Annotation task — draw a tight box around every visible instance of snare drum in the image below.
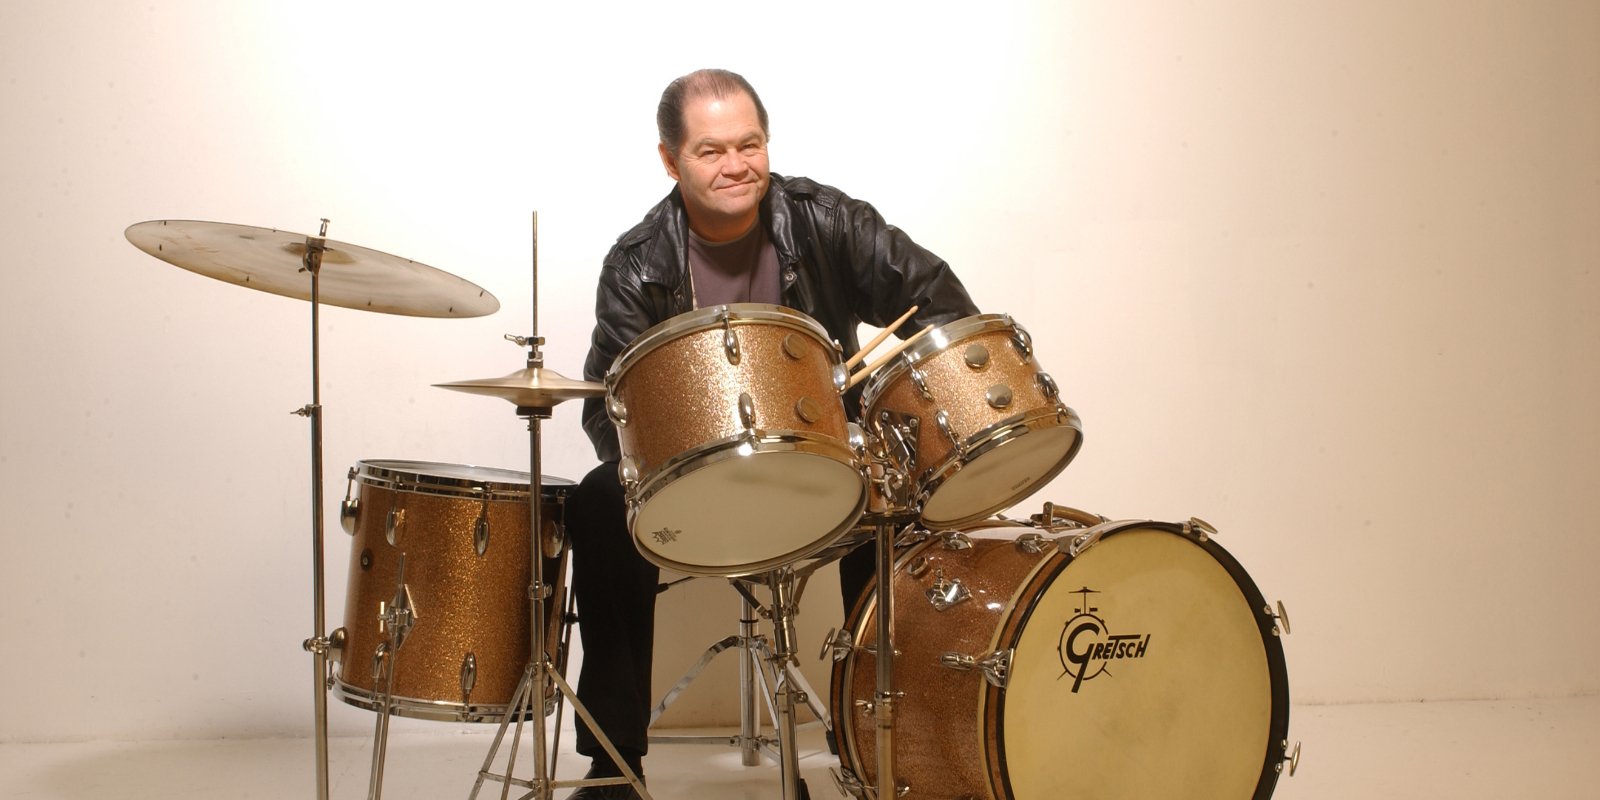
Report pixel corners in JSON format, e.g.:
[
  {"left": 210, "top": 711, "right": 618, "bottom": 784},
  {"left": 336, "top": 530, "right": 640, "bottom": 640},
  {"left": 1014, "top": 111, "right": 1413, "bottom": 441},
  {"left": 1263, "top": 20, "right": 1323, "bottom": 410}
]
[
  {"left": 605, "top": 304, "right": 866, "bottom": 576},
  {"left": 861, "top": 314, "right": 1082, "bottom": 527},
  {"left": 831, "top": 513, "right": 1291, "bottom": 800},
  {"left": 331, "top": 460, "right": 572, "bottom": 722}
]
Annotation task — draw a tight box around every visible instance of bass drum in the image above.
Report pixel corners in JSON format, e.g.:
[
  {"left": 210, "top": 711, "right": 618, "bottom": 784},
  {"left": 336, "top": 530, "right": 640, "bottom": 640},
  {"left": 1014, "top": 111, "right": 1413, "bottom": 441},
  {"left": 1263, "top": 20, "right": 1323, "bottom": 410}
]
[{"left": 831, "top": 515, "right": 1291, "bottom": 800}]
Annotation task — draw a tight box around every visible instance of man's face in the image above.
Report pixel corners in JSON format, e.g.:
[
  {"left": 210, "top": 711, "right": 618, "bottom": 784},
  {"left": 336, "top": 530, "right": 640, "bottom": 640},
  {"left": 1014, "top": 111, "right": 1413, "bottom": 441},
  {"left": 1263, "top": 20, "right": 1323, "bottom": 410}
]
[{"left": 659, "top": 91, "right": 770, "bottom": 242}]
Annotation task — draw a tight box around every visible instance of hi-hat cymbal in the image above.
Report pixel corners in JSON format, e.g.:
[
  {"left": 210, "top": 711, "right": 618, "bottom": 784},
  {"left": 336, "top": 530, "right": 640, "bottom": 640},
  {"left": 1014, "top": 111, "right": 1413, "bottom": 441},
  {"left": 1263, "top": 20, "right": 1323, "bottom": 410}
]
[
  {"left": 125, "top": 219, "right": 499, "bottom": 318},
  {"left": 435, "top": 367, "right": 605, "bottom": 407}
]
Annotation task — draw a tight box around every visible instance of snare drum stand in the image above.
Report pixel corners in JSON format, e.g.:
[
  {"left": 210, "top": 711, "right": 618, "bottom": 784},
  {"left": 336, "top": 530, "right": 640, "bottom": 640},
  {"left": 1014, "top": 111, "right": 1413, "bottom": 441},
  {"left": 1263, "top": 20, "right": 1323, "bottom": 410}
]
[{"left": 468, "top": 213, "right": 653, "bottom": 800}]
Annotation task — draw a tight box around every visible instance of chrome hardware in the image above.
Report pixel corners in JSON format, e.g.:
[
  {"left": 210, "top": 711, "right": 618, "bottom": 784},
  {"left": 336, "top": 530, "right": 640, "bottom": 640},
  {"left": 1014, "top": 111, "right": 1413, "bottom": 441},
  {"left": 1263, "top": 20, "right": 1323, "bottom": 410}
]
[
  {"left": 618, "top": 457, "right": 640, "bottom": 489},
  {"left": 473, "top": 513, "right": 490, "bottom": 557},
  {"left": 1036, "top": 371, "right": 1060, "bottom": 401},
  {"left": 939, "top": 530, "right": 974, "bottom": 550},
  {"left": 1268, "top": 600, "right": 1292, "bottom": 636},
  {"left": 907, "top": 555, "right": 930, "bottom": 578},
  {"left": 963, "top": 343, "right": 990, "bottom": 370},
  {"left": 606, "top": 393, "right": 629, "bottom": 426},
  {"left": 935, "top": 409, "right": 962, "bottom": 450},
  {"left": 339, "top": 467, "right": 359, "bottom": 535},
  {"left": 460, "top": 652, "right": 477, "bottom": 704},
  {"left": 985, "top": 383, "right": 1014, "bottom": 410},
  {"left": 831, "top": 767, "right": 867, "bottom": 800},
  {"left": 720, "top": 307, "right": 740, "bottom": 365},
  {"left": 1010, "top": 321, "right": 1034, "bottom": 362},
  {"left": 371, "top": 641, "right": 391, "bottom": 682},
  {"left": 1278, "top": 740, "right": 1302, "bottom": 776},
  {"left": 819, "top": 627, "right": 854, "bottom": 662},
  {"left": 832, "top": 362, "right": 849, "bottom": 392},
  {"left": 1035, "top": 501, "right": 1106, "bottom": 530},
  {"left": 1185, "top": 516, "right": 1217, "bottom": 542},
  {"left": 926, "top": 569, "right": 970, "bottom": 611},
  {"left": 1061, "top": 526, "right": 1109, "bottom": 557},
  {"left": 795, "top": 396, "right": 822, "bottom": 424},
  {"left": 781, "top": 332, "right": 806, "bottom": 360},
  {"left": 877, "top": 411, "right": 919, "bottom": 473},
  {"left": 339, "top": 497, "right": 360, "bottom": 536},
  {"left": 738, "top": 392, "right": 757, "bottom": 430},
  {"left": 847, "top": 422, "right": 869, "bottom": 456},
  {"left": 377, "top": 586, "right": 417, "bottom": 650},
  {"left": 1015, "top": 532, "right": 1047, "bottom": 554},
  {"left": 909, "top": 365, "right": 932, "bottom": 400},
  {"left": 940, "top": 650, "right": 1011, "bottom": 688},
  {"left": 384, "top": 507, "right": 404, "bottom": 547}
]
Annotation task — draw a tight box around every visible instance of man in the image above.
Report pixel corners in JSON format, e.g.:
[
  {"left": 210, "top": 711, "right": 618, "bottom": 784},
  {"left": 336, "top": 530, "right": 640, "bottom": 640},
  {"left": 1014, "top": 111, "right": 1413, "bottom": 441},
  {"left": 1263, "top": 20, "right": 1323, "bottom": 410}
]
[{"left": 564, "top": 68, "right": 978, "bottom": 799}]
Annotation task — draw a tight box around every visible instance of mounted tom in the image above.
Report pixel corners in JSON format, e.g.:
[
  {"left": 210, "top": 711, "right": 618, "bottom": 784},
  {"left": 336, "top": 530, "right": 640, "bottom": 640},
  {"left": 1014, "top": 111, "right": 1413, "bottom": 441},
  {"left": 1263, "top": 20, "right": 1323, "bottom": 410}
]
[
  {"left": 860, "top": 313, "right": 1082, "bottom": 526},
  {"left": 605, "top": 304, "right": 867, "bottom": 576}
]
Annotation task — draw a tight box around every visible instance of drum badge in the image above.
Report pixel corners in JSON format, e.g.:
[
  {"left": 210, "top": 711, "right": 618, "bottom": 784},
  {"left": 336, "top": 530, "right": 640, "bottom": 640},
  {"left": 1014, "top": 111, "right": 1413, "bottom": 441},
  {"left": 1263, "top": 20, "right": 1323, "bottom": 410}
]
[
  {"left": 1057, "top": 587, "right": 1151, "bottom": 693},
  {"left": 649, "top": 527, "right": 681, "bottom": 545}
]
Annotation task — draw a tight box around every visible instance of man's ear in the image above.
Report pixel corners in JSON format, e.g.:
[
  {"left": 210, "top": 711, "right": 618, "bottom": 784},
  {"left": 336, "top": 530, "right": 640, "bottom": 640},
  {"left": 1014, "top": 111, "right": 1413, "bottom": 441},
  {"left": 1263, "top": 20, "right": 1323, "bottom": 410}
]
[{"left": 658, "top": 143, "right": 681, "bottom": 182}]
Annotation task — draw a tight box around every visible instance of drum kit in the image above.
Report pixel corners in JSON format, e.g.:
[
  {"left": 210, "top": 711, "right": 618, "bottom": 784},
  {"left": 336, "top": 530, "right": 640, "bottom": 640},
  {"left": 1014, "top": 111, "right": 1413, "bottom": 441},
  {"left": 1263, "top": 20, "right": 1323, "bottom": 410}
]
[{"left": 125, "top": 215, "right": 1300, "bottom": 800}]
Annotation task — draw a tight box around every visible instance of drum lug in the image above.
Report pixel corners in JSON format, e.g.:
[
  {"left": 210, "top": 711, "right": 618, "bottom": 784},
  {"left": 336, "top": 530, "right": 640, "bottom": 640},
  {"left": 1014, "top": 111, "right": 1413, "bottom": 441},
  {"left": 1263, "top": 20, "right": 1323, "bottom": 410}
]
[
  {"left": 939, "top": 649, "right": 1011, "bottom": 688},
  {"left": 819, "top": 627, "right": 854, "bottom": 662},
  {"left": 830, "top": 767, "right": 867, "bottom": 799},
  {"left": 1183, "top": 516, "right": 1217, "bottom": 542},
  {"left": 460, "top": 652, "right": 477, "bottom": 707},
  {"left": 606, "top": 392, "right": 630, "bottom": 427},
  {"left": 473, "top": 512, "right": 490, "bottom": 557},
  {"left": 720, "top": 307, "right": 741, "bottom": 365},
  {"left": 339, "top": 467, "right": 360, "bottom": 535},
  {"left": 339, "top": 496, "right": 360, "bottom": 536},
  {"left": 832, "top": 362, "right": 849, "bottom": 393},
  {"left": 384, "top": 507, "right": 404, "bottom": 547},
  {"left": 926, "top": 569, "right": 970, "bottom": 610},
  {"left": 909, "top": 364, "right": 933, "bottom": 401},
  {"left": 618, "top": 457, "right": 641, "bottom": 491},
  {"left": 738, "top": 391, "right": 757, "bottom": 431},
  {"left": 1035, "top": 370, "right": 1060, "bottom": 402},
  {"left": 1010, "top": 320, "right": 1034, "bottom": 363},
  {"left": 1278, "top": 739, "right": 1302, "bottom": 776},
  {"left": 935, "top": 409, "right": 964, "bottom": 452},
  {"left": 938, "top": 531, "right": 974, "bottom": 550},
  {"left": 1015, "top": 532, "right": 1047, "bottom": 554},
  {"left": 1268, "top": 600, "right": 1292, "bottom": 636},
  {"left": 1060, "top": 525, "right": 1109, "bottom": 557}
]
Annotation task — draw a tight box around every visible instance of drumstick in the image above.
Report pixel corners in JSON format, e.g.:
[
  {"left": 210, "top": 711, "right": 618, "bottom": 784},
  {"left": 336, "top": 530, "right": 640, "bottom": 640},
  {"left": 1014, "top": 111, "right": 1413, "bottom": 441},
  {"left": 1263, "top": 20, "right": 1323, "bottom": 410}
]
[
  {"left": 844, "top": 324, "right": 934, "bottom": 391},
  {"left": 845, "top": 305, "right": 919, "bottom": 369}
]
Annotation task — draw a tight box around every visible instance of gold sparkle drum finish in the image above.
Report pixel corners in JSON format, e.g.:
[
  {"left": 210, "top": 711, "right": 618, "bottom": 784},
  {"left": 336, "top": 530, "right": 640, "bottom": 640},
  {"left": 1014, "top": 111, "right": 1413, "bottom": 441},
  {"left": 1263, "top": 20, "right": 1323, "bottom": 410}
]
[
  {"left": 831, "top": 516, "right": 1290, "bottom": 800},
  {"left": 331, "top": 460, "right": 572, "bottom": 722},
  {"left": 861, "top": 314, "right": 1082, "bottom": 528},
  {"left": 605, "top": 304, "right": 866, "bottom": 576}
]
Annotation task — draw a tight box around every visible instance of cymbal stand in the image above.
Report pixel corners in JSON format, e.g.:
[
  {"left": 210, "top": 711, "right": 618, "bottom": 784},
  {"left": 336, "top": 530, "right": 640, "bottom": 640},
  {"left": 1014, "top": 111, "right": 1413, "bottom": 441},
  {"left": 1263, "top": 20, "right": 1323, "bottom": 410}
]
[
  {"left": 365, "top": 555, "right": 417, "bottom": 800},
  {"left": 292, "top": 219, "right": 333, "bottom": 800},
  {"left": 469, "top": 212, "right": 653, "bottom": 800}
]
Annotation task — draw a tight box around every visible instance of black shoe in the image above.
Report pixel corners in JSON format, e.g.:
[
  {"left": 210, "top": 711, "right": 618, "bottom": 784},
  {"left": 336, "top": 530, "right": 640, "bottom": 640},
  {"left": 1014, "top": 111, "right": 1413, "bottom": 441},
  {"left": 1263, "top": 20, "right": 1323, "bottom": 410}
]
[{"left": 566, "top": 777, "right": 645, "bottom": 800}]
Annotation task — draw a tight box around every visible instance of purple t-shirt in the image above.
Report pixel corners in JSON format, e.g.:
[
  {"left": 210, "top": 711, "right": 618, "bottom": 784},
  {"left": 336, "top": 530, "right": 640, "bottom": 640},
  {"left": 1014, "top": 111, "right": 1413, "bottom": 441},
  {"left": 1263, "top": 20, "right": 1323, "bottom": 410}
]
[{"left": 687, "top": 223, "right": 781, "bottom": 308}]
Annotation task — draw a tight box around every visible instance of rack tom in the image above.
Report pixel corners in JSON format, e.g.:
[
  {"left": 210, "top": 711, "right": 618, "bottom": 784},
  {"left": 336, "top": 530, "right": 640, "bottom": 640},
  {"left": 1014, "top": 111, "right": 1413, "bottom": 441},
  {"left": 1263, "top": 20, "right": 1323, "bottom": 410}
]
[
  {"left": 605, "top": 304, "right": 866, "bottom": 576},
  {"left": 861, "top": 314, "right": 1081, "bottom": 526}
]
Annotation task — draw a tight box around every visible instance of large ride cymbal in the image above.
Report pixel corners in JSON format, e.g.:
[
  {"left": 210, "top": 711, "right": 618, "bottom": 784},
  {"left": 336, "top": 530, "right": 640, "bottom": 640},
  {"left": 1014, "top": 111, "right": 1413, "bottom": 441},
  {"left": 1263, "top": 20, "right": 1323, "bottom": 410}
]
[
  {"left": 434, "top": 367, "right": 605, "bottom": 408},
  {"left": 125, "top": 219, "right": 499, "bottom": 318}
]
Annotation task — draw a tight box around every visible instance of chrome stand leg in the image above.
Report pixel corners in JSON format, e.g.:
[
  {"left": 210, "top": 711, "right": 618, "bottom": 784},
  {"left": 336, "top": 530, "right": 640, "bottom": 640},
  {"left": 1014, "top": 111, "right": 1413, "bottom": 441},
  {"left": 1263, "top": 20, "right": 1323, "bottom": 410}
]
[
  {"left": 738, "top": 594, "right": 762, "bottom": 767},
  {"left": 873, "top": 522, "right": 898, "bottom": 800},
  {"left": 766, "top": 569, "right": 805, "bottom": 800}
]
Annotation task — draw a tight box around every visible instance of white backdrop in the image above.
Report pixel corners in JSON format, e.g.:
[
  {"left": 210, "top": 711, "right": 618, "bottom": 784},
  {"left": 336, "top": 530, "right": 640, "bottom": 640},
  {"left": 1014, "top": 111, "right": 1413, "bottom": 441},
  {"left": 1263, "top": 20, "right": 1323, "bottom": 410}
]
[{"left": 1, "top": 0, "right": 1596, "bottom": 742}]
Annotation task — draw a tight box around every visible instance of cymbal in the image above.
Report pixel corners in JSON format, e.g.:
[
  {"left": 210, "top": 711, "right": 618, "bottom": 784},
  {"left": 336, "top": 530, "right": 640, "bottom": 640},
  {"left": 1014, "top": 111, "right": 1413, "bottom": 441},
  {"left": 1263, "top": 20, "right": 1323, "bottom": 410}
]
[
  {"left": 125, "top": 219, "right": 499, "bottom": 318},
  {"left": 434, "top": 367, "right": 605, "bottom": 407}
]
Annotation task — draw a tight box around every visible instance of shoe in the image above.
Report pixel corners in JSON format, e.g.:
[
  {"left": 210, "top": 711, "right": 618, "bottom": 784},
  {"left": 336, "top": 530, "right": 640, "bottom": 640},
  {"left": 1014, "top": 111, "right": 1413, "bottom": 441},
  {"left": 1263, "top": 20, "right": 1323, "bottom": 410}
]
[{"left": 566, "top": 777, "right": 646, "bottom": 800}]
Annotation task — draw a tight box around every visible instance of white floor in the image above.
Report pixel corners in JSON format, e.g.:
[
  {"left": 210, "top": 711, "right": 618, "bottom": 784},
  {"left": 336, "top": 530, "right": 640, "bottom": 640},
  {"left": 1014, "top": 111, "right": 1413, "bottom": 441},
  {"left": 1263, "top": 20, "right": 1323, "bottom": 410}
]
[{"left": 2, "top": 695, "right": 1596, "bottom": 799}]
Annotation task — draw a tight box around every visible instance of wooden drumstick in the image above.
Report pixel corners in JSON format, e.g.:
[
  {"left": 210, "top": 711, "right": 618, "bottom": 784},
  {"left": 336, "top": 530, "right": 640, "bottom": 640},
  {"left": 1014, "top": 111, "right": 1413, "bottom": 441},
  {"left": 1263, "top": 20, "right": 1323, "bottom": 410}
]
[
  {"left": 845, "top": 305, "right": 920, "bottom": 369},
  {"left": 844, "top": 324, "right": 934, "bottom": 391}
]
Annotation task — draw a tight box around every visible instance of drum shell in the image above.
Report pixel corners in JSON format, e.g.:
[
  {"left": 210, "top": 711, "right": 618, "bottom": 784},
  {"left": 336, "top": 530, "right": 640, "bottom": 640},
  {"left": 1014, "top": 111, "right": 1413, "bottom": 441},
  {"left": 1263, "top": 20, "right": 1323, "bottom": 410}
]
[
  {"left": 606, "top": 304, "right": 866, "bottom": 575},
  {"left": 861, "top": 314, "right": 1081, "bottom": 526},
  {"left": 333, "top": 460, "right": 572, "bottom": 722},
  {"left": 607, "top": 304, "right": 850, "bottom": 486}
]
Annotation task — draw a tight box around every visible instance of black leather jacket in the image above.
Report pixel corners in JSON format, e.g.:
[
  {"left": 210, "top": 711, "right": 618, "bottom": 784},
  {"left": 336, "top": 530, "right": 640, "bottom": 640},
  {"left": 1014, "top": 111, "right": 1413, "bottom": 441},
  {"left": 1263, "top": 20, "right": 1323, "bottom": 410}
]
[{"left": 581, "top": 174, "right": 979, "bottom": 462}]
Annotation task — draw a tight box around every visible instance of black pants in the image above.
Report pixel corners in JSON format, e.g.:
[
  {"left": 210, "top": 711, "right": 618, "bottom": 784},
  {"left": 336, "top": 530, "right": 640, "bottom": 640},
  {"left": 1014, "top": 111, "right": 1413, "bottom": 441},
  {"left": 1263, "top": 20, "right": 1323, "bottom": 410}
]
[{"left": 565, "top": 461, "right": 875, "bottom": 768}]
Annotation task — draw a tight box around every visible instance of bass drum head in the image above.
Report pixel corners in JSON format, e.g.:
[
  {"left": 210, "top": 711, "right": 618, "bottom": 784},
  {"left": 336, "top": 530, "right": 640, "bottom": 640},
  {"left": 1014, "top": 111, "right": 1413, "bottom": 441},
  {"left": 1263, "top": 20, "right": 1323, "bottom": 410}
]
[
  {"left": 921, "top": 422, "right": 1081, "bottom": 527},
  {"left": 631, "top": 449, "right": 865, "bottom": 576},
  {"left": 996, "top": 525, "right": 1288, "bottom": 799}
]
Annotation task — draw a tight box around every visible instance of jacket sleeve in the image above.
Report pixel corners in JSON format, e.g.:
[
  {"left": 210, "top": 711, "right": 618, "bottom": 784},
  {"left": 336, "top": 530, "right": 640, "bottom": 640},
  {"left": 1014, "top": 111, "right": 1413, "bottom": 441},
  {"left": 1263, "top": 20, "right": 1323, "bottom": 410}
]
[
  {"left": 833, "top": 191, "right": 980, "bottom": 333},
  {"left": 580, "top": 251, "right": 654, "bottom": 464}
]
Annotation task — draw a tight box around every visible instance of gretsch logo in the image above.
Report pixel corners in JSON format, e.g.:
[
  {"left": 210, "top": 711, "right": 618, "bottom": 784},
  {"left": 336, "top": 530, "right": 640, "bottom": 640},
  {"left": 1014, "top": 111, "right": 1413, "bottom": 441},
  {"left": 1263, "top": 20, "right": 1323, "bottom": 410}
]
[{"left": 1057, "top": 587, "right": 1151, "bottom": 693}]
